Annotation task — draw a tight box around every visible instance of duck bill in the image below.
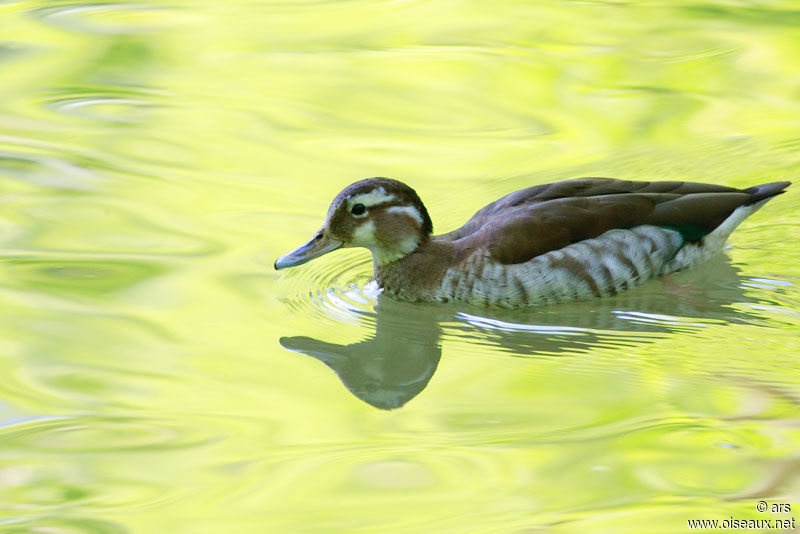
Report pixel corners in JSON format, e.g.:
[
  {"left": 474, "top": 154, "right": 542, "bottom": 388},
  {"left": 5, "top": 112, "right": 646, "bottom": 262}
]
[{"left": 274, "top": 232, "right": 343, "bottom": 270}]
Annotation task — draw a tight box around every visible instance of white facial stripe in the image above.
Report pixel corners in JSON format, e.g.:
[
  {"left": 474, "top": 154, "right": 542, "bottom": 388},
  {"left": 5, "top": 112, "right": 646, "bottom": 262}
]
[
  {"left": 348, "top": 187, "right": 397, "bottom": 209},
  {"left": 385, "top": 205, "right": 423, "bottom": 226},
  {"left": 351, "top": 219, "right": 377, "bottom": 245}
]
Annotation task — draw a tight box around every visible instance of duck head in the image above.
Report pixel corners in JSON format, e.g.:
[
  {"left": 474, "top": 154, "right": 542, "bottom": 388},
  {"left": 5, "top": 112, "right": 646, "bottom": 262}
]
[{"left": 274, "top": 178, "right": 433, "bottom": 271}]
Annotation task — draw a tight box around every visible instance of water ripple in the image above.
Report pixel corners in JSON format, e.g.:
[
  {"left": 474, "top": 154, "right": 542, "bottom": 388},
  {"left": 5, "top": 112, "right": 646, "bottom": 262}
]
[
  {"left": 456, "top": 313, "right": 591, "bottom": 336},
  {"left": 2, "top": 1, "right": 797, "bottom": 529},
  {"left": 0, "top": 257, "right": 167, "bottom": 300},
  {"left": 31, "top": 3, "right": 172, "bottom": 35},
  {"left": 1, "top": 517, "right": 129, "bottom": 534},
  {"left": 0, "top": 150, "right": 101, "bottom": 191},
  {"left": 0, "top": 414, "right": 216, "bottom": 453},
  {"left": 46, "top": 96, "right": 153, "bottom": 123},
  {"left": 277, "top": 250, "right": 377, "bottom": 326}
]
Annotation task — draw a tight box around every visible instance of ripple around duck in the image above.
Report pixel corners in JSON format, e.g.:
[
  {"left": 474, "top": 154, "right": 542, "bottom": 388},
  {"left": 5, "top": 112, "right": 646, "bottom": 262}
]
[
  {"left": 439, "top": 257, "right": 775, "bottom": 358},
  {"left": 277, "top": 251, "right": 377, "bottom": 327},
  {"left": 445, "top": 313, "right": 635, "bottom": 359},
  {"left": 274, "top": 251, "right": 774, "bottom": 361},
  {"left": 456, "top": 313, "right": 591, "bottom": 336}
]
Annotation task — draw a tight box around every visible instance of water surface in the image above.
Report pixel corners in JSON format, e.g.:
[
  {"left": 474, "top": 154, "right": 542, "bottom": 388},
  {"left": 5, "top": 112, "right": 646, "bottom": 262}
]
[{"left": 1, "top": 1, "right": 799, "bottom": 532}]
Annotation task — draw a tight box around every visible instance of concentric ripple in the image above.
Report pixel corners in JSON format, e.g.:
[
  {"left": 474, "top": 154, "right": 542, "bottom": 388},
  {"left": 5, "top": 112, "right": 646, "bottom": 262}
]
[{"left": 277, "top": 250, "right": 378, "bottom": 326}]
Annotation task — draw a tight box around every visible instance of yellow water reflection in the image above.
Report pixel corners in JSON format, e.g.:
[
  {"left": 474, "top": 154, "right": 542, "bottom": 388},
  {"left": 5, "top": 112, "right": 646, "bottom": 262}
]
[
  {"left": 1, "top": 0, "right": 799, "bottom": 532},
  {"left": 281, "top": 256, "right": 774, "bottom": 410}
]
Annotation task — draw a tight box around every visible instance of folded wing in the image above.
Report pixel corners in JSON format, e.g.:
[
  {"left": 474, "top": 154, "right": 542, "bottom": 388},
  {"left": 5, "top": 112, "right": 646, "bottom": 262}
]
[{"left": 444, "top": 178, "right": 788, "bottom": 265}]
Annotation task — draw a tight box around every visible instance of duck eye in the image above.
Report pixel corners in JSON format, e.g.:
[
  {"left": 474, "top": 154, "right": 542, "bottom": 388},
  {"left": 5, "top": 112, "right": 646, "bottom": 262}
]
[{"left": 351, "top": 203, "right": 366, "bottom": 216}]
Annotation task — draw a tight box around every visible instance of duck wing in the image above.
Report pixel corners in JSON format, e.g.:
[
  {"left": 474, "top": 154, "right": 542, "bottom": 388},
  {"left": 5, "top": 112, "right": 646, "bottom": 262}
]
[{"left": 443, "top": 178, "right": 787, "bottom": 265}]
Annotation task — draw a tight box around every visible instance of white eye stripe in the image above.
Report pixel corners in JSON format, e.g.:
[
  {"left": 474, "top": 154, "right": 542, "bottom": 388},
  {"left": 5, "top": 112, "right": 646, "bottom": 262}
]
[
  {"left": 386, "top": 205, "right": 423, "bottom": 226},
  {"left": 348, "top": 187, "right": 397, "bottom": 209}
]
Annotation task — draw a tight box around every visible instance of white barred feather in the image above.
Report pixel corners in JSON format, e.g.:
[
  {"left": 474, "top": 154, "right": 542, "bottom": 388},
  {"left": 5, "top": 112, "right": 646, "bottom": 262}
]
[{"left": 435, "top": 198, "right": 770, "bottom": 308}]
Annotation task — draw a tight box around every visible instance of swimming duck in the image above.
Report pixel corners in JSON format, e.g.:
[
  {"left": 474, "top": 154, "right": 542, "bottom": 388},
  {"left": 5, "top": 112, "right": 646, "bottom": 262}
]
[{"left": 275, "top": 177, "right": 789, "bottom": 308}]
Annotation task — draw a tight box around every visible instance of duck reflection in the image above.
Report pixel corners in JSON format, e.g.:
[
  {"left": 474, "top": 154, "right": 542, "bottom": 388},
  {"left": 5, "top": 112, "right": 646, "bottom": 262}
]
[
  {"left": 281, "top": 298, "right": 442, "bottom": 410},
  {"left": 281, "top": 255, "right": 767, "bottom": 410}
]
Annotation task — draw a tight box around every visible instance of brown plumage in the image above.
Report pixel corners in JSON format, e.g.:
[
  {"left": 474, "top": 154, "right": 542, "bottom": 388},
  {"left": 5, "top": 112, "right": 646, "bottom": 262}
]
[
  {"left": 275, "top": 177, "right": 790, "bottom": 307},
  {"left": 441, "top": 178, "right": 787, "bottom": 265}
]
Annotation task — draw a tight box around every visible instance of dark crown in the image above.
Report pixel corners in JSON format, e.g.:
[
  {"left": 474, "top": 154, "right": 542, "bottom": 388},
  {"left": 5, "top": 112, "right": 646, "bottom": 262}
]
[{"left": 336, "top": 177, "right": 433, "bottom": 235}]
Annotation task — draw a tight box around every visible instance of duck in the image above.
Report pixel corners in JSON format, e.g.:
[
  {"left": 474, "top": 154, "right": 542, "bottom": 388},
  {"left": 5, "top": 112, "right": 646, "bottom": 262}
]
[{"left": 275, "top": 177, "right": 789, "bottom": 308}]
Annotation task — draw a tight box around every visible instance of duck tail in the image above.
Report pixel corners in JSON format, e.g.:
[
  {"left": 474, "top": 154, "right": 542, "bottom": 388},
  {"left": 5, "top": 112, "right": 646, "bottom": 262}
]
[
  {"left": 703, "top": 180, "right": 790, "bottom": 247},
  {"left": 667, "top": 180, "right": 789, "bottom": 270},
  {"left": 742, "top": 181, "right": 791, "bottom": 204}
]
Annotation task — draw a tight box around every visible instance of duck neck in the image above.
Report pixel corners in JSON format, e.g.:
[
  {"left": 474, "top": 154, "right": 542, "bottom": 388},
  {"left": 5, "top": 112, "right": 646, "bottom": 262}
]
[{"left": 371, "top": 234, "right": 426, "bottom": 278}]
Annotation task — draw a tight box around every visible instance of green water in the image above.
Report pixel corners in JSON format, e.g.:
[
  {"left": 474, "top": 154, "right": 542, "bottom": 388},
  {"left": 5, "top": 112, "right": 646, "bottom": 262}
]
[{"left": 2, "top": 1, "right": 800, "bottom": 532}]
